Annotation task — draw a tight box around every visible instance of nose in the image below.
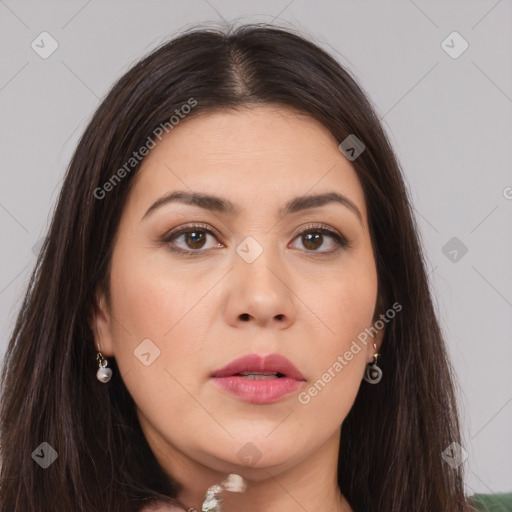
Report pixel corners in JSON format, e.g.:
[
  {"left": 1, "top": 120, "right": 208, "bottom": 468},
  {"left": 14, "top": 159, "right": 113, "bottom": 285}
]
[{"left": 223, "top": 244, "right": 297, "bottom": 330}]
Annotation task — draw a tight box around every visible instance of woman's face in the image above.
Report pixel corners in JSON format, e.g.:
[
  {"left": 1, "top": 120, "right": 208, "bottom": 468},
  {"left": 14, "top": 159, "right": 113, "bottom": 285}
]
[{"left": 93, "top": 105, "right": 384, "bottom": 485}]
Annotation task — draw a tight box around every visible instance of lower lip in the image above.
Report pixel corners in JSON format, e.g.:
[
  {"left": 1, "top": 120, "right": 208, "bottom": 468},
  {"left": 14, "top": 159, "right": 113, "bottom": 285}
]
[{"left": 210, "top": 376, "right": 304, "bottom": 404}]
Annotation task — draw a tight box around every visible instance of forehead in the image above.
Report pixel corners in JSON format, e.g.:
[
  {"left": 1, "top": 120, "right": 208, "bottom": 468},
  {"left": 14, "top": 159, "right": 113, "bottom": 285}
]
[
  {"left": 151, "top": 105, "right": 342, "bottom": 162},
  {"left": 127, "top": 105, "right": 368, "bottom": 224}
]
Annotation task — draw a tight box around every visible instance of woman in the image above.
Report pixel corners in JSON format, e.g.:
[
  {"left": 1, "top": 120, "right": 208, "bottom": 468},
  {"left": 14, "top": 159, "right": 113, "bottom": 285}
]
[{"left": 0, "top": 23, "right": 485, "bottom": 511}]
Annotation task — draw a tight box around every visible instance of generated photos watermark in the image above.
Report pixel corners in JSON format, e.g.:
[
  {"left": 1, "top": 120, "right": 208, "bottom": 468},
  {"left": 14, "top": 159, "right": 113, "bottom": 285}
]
[
  {"left": 94, "top": 97, "right": 197, "bottom": 200},
  {"left": 298, "top": 301, "right": 402, "bottom": 405}
]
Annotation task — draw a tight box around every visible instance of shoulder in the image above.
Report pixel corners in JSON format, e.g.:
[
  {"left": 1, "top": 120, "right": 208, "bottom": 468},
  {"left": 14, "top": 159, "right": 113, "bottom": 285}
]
[{"left": 468, "top": 492, "right": 512, "bottom": 511}]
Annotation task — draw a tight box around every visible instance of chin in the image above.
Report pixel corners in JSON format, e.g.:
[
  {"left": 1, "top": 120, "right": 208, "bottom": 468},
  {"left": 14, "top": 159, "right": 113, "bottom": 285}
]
[{"left": 200, "top": 437, "right": 304, "bottom": 476}]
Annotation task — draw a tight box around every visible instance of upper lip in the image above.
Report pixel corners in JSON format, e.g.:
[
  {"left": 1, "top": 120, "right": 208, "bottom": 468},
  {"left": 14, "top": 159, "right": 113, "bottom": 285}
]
[{"left": 211, "top": 353, "right": 305, "bottom": 381}]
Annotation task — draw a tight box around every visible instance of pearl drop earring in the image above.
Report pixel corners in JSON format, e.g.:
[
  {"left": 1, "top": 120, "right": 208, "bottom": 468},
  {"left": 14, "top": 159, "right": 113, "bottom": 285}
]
[{"left": 96, "top": 351, "right": 112, "bottom": 383}]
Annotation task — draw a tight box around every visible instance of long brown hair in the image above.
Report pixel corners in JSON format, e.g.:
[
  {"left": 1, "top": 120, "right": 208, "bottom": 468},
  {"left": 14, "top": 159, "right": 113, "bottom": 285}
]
[{"left": 0, "top": 23, "right": 472, "bottom": 511}]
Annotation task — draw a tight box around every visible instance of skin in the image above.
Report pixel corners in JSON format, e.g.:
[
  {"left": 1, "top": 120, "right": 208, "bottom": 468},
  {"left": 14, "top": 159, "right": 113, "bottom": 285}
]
[{"left": 92, "top": 105, "right": 385, "bottom": 512}]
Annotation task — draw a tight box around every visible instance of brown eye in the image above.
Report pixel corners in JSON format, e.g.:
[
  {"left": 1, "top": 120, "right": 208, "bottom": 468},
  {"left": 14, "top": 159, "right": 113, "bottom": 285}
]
[
  {"left": 161, "top": 224, "right": 223, "bottom": 254},
  {"left": 302, "top": 232, "right": 323, "bottom": 251},
  {"left": 291, "top": 225, "right": 349, "bottom": 254},
  {"left": 182, "top": 230, "right": 207, "bottom": 250}
]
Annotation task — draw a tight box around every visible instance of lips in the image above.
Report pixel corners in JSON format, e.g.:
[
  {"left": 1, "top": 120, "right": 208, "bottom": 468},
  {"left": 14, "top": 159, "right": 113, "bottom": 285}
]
[
  {"left": 210, "top": 353, "right": 306, "bottom": 405},
  {"left": 211, "top": 353, "right": 305, "bottom": 381}
]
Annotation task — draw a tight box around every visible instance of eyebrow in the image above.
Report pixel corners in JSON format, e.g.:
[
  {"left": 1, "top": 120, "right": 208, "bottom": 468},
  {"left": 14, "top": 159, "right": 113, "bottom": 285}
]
[{"left": 141, "top": 190, "right": 363, "bottom": 225}]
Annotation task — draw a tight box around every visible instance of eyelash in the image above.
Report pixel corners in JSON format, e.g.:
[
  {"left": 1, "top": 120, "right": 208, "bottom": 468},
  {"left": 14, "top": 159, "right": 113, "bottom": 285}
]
[{"left": 160, "top": 222, "right": 350, "bottom": 256}]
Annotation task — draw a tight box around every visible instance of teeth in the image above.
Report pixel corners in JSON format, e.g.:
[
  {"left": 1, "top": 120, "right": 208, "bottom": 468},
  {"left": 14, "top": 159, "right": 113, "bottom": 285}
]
[
  {"left": 241, "top": 374, "right": 277, "bottom": 380},
  {"left": 238, "top": 371, "right": 281, "bottom": 379},
  {"left": 239, "top": 371, "right": 276, "bottom": 375}
]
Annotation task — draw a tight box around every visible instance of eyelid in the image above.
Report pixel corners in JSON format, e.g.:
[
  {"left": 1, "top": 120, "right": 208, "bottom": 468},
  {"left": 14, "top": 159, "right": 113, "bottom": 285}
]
[
  {"left": 293, "top": 222, "right": 345, "bottom": 239},
  {"left": 161, "top": 222, "right": 223, "bottom": 242}
]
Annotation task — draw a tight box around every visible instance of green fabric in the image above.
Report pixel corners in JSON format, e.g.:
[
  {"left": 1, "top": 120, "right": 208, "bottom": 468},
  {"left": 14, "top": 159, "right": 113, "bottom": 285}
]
[{"left": 470, "top": 493, "right": 512, "bottom": 511}]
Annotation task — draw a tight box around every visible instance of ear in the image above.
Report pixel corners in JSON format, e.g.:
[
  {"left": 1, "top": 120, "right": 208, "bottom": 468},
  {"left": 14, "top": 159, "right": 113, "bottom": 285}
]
[{"left": 89, "top": 288, "right": 115, "bottom": 357}]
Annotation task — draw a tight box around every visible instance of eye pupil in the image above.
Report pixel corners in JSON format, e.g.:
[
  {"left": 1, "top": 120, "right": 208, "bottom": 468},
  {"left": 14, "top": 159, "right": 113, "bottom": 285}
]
[
  {"left": 186, "top": 231, "right": 206, "bottom": 249},
  {"left": 303, "top": 232, "right": 322, "bottom": 250}
]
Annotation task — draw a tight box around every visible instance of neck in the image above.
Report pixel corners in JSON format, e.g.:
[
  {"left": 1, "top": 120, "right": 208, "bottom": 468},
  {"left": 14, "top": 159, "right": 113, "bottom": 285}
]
[{"left": 139, "top": 413, "right": 352, "bottom": 512}]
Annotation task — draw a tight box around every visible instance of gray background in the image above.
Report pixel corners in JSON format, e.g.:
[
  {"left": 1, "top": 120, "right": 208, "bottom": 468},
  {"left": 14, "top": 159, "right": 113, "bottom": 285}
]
[{"left": 1, "top": 0, "right": 511, "bottom": 496}]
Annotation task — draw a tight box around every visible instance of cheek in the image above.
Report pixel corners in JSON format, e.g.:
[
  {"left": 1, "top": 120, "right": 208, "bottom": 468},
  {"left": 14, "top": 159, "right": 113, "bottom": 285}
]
[
  {"left": 295, "top": 254, "right": 377, "bottom": 410},
  {"left": 294, "top": 283, "right": 375, "bottom": 427},
  {"left": 106, "top": 247, "right": 212, "bottom": 405},
  {"left": 106, "top": 253, "right": 209, "bottom": 439},
  {"left": 108, "top": 241, "right": 214, "bottom": 345},
  {"left": 306, "top": 250, "right": 378, "bottom": 343}
]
